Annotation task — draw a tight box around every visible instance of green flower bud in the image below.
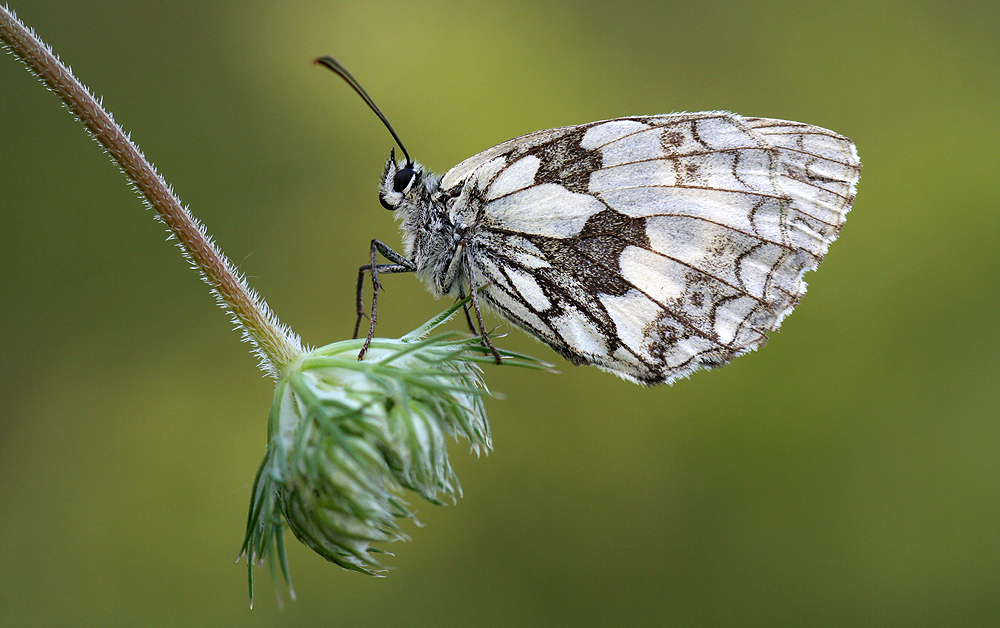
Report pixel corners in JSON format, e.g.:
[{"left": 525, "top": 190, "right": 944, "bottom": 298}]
[{"left": 240, "top": 302, "right": 550, "bottom": 605}]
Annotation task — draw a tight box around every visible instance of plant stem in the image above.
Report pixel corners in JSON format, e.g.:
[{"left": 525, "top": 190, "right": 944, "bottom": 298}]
[{"left": 0, "top": 5, "right": 303, "bottom": 377}]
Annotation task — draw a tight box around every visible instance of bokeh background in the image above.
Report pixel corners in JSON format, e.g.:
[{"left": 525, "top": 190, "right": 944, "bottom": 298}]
[{"left": 2, "top": 0, "right": 999, "bottom": 626}]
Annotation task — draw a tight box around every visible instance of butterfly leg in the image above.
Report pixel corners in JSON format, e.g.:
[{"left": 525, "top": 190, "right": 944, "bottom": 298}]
[
  {"left": 355, "top": 239, "right": 415, "bottom": 359},
  {"left": 455, "top": 285, "right": 478, "bottom": 335},
  {"left": 462, "top": 245, "right": 502, "bottom": 365}
]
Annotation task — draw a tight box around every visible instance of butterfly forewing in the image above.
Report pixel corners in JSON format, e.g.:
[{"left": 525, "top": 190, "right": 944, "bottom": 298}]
[{"left": 435, "top": 112, "right": 859, "bottom": 384}]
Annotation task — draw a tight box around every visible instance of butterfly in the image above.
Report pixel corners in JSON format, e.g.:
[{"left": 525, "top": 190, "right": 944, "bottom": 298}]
[{"left": 317, "top": 57, "right": 860, "bottom": 385}]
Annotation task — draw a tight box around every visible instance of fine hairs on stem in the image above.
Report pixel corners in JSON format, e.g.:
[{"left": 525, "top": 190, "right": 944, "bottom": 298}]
[{"left": 0, "top": 5, "right": 303, "bottom": 377}]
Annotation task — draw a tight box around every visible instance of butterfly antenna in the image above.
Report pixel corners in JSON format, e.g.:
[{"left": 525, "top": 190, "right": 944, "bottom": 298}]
[{"left": 314, "top": 55, "right": 412, "bottom": 165}]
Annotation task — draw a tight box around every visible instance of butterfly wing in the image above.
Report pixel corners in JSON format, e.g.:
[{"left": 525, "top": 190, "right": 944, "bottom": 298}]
[{"left": 441, "top": 112, "right": 860, "bottom": 384}]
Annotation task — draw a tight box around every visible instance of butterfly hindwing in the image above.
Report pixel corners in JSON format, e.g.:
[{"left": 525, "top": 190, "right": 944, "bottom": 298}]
[{"left": 435, "top": 112, "right": 859, "bottom": 384}]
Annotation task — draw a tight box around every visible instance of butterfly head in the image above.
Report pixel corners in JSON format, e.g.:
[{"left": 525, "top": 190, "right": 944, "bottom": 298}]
[{"left": 379, "top": 148, "right": 424, "bottom": 210}]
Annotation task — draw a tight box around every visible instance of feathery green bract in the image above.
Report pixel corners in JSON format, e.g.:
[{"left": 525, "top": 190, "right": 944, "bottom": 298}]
[{"left": 239, "top": 300, "right": 551, "bottom": 605}]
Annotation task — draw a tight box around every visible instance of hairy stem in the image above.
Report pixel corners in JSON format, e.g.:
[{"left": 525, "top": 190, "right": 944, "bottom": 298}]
[{"left": 0, "top": 6, "right": 303, "bottom": 376}]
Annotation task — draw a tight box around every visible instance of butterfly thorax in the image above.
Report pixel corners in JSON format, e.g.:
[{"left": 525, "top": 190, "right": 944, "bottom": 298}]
[{"left": 384, "top": 162, "right": 470, "bottom": 298}]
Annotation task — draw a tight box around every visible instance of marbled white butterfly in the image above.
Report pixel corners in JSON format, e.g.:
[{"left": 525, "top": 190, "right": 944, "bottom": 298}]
[{"left": 318, "top": 57, "right": 860, "bottom": 385}]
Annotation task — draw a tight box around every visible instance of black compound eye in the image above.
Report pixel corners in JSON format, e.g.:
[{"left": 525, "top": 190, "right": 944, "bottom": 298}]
[{"left": 393, "top": 167, "right": 416, "bottom": 193}]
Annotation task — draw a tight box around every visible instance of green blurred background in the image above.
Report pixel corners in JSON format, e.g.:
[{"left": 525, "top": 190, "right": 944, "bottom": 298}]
[{"left": 2, "top": 0, "right": 998, "bottom": 625}]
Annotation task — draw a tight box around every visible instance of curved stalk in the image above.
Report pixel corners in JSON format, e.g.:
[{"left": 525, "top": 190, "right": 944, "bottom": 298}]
[{"left": 0, "top": 5, "right": 303, "bottom": 376}]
